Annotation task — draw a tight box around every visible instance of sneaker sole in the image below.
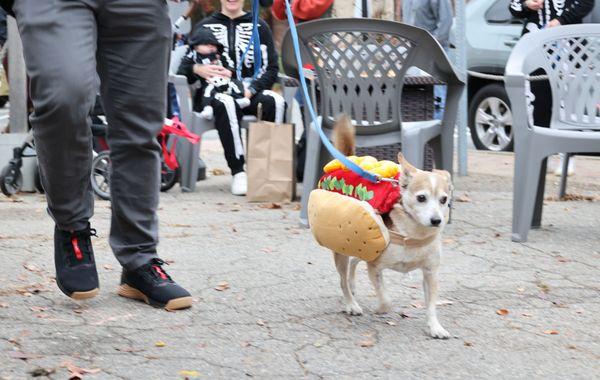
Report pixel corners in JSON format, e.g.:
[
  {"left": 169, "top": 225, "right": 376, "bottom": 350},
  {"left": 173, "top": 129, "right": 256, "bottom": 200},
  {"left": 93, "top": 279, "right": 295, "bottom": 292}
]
[
  {"left": 118, "top": 284, "right": 192, "bottom": 311},
  {"left": 56, "top": 281, "right": 99, "bottom": 300}
]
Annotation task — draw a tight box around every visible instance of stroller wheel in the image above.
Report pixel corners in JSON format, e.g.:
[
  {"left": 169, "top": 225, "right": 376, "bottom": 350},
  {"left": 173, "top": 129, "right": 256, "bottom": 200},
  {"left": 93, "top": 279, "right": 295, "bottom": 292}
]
[
  {"left": 0, "top": 164, "right": 23, "bottom": 196},
  {"left": 160, "top": 160, "right": 179, "bottom": 192},
  {"left": 91, "top": 151, "right": 111, "bottom": 201}
]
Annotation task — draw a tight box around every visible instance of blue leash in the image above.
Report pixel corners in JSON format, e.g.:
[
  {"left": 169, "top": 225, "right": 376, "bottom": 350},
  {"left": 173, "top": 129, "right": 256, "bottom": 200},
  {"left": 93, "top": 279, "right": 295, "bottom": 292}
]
[
  {"left": 238, "top": 0, "right": 263, "bottom": 80},
  {"left": 243, "top": 0, "right": 381, "bottom": 183}
]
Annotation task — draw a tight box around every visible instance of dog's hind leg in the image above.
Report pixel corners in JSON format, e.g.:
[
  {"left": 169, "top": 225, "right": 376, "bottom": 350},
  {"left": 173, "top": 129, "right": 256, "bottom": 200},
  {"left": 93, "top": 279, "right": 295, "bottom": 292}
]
[
  {"left": 422, "top": 266, "right": 450, "bottom": 339},
  {"left": 334, "top": 253, "right": 363, "bottom": 316},
  {"left": 348, "top": 258, "right": 361, "bottom": 296},
  {"left": 367, "top": 264, "right": 392, "bottom": 314}
]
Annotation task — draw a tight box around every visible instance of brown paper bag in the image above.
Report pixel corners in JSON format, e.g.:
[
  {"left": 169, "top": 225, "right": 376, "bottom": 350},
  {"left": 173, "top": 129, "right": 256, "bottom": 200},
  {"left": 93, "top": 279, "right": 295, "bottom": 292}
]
[{"left": 247, "top": 119, "right": 296, "bottom": 202}]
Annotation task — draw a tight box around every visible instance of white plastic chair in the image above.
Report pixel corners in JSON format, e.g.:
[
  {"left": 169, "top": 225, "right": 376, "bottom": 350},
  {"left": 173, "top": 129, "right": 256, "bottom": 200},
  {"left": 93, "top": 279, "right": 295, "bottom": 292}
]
[{"left": 505, "top": 25, "right": 600, "bottom": 242}]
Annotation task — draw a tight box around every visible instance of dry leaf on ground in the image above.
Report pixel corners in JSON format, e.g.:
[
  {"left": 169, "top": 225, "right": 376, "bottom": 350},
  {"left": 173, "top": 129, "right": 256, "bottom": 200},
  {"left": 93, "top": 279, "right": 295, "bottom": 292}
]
[
  {"left": 9, "top": 351, "right": 43, "bottom": 360},
  {"left": 256, "top": 319, "right": 266, "bottom": 326},
  {"left": 0, "top": 302, "right": 8, "bottom": 308},
  {"left": 496, "top": 309, "right": 509, "bottom": 316},
  {"left": 360, "top": 339, "right": 375, "bottom": 348},
  {"left": 178, "top": 370, "right": 200, "bottom": 378},
  {"left": 23, "top": 263, "right": 43, "bottom": 273},
  {"left": 214, "top": 282, "right": 230, "bottom": 291},
  {"left": 410, "top": 301, "right": 424, "bottom": 309},
  {"left": 29, "top": 367, "right": 56, "bottom": 377},
  {"left": 455, "top": 194, "right": 471, "bottom": 203},
  {"left": 210, "top": 168, "right": 226, "bottom": 176},
  {"left": 260, "top": 203, "right": 282, "bottom": 209},
  {"left": 543, "top": 330, "right": 559, "bottom": 335},
  {"left": 62, "top": 360, "right": 101, "bottom": 379},
  {"left": 103, "top": 264, "right": 113, "bottom": 271},
  {"left": 155, "top": 341, "right": 166, "bottom": 347}
]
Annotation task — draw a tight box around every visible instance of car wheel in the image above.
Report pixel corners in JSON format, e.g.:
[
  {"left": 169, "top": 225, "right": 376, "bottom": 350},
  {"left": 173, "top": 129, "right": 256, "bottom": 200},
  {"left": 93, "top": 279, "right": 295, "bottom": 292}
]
[{"left": 469, "top": 84, "right": 514, "bottom": 151}]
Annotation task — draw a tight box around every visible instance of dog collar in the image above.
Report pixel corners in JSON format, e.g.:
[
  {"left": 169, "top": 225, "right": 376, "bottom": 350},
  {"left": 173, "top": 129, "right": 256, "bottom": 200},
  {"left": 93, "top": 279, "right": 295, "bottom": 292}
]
[{"left": 388, "top": 229, "right": 438, "bottom": 248}]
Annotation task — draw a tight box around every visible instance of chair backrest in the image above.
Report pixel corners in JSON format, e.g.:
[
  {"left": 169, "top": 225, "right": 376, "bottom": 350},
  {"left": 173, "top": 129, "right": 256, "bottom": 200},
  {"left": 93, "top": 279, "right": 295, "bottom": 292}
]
[
  {"left": 282, "top": 18, "right": 461, "bottom": 135},
  {"left": 506, "top": 25, "right": 600, "bottom": 130}
]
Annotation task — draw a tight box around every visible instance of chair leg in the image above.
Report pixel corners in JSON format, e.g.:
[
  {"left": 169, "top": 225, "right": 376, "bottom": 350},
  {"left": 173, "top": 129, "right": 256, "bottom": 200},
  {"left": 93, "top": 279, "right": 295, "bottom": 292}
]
[
  {"left": 558, "top": 154, "right": 570, "bottom": 198},
  {"left": 531, "top": 158, "right": 547, "bottom": 229},
  {"left": 512, "top": 149, "right": 544, "bottom": 242},
  {"left": 401, "top": 134, "right": 425, "bottom": 169},
  {"left": 429, "top": 136, "right": 443, "bottom": 170},
  {"left": 299, "top": 122, "right": 323, "bottom": 227},
  {"left": 440, "top": 122, "right": 454, "bottom": 174}
]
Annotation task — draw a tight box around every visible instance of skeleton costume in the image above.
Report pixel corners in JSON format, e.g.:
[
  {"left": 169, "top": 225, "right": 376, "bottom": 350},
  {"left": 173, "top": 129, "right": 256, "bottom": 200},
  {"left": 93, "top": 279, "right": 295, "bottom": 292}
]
[
  {"left": 509, "top": 0, "right": 594, "bottom": 35},
  {"left": 179, "top": 13, "right": 284, "bottom": 176}
]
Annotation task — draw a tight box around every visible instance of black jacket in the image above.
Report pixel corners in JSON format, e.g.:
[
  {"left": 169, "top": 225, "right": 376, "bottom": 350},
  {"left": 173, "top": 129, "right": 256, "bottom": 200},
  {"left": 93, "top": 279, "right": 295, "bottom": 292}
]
[
  {"left": 509, "top": 0, "right": 595, "bottom": 34},
  {"left": 189, "top": 12, "right": 279, "bottom": 95},
  {"left": 0, "top": 0, "right": 12, "bottom": 16},
  {"left": 177, "top": 27, "right": 231, "bottom": 87}
]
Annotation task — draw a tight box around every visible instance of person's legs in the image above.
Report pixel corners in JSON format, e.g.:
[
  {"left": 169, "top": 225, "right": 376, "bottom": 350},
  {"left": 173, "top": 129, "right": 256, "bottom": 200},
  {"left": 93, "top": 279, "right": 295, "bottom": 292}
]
[
  {"left": 95, "top": 0, "right": 170, "bottom": 270},
  {"left": 13, "top": 0, "right": 100, "bottom": 299},
  {"left": 244, "top": 90, "right": 286, "bottom": 123},
  {"left": 211, "top": 94, "right": 245, "bottom": 175},
  {"left": 14, "top": 0, "right": 97, "bottom": 230},
  {"left": 96, "top": 0, "right": 191, "bottom": 310}
]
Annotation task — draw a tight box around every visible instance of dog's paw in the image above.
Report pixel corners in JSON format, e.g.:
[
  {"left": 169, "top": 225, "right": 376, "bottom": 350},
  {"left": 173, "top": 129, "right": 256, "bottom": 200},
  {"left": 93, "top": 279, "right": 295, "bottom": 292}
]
[
  {"left": 344, "top": 303, "right": 363, "bottom": 316},
  {"left": 429, "top": 324, "right": 450, "bottom": 339},
  {"left": 375, "top": 302, "right": 392, "bottom": 315}
]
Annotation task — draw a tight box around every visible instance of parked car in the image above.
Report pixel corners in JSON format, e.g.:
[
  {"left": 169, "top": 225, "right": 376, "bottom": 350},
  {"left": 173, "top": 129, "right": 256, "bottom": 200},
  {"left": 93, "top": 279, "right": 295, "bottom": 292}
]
[{"left": 450, "top": 0, "right": 521, "bottom": 151}]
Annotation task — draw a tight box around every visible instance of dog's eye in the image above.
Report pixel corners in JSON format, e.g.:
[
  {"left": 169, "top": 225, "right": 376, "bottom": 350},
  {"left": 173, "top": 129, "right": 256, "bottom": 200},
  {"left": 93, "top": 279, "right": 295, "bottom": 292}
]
[
  {"left": 440, "top": 196, "right": 448, "bottom": 205},
  {"left": 417, "top": 195, "right": 427, "bottom": 203}
]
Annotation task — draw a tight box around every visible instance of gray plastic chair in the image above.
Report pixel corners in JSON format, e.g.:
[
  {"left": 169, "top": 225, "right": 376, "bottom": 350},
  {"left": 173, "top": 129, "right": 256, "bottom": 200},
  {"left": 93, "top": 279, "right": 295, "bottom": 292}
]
[
  {"left": 169, "top": 47, "right": 296, "bottom": 192},
  {"left": 505, "top": 24, "right": 600, "bottom": 242},
  {"left": 281, "top": 18, "right": 464, "bottom": 225}
]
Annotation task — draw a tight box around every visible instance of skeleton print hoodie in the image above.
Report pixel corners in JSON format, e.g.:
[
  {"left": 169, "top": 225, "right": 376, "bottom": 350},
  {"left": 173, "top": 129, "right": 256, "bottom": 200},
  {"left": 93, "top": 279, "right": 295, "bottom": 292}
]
[
  {"left": 509, "top": 0, "right": 595, "bottom": 35},
  {"left": 192, "top": 12, "right": 279, "bottom": 96}
]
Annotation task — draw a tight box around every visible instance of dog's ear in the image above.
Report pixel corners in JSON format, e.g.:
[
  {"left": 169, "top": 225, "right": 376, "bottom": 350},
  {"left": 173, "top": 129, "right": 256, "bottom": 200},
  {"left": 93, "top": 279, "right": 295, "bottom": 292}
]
[
  {"left": 433, "top": 169, "right": 453, "bottom": 191},
  {"left": 398, "top": 153, "right": 417, "bottom": 188}
]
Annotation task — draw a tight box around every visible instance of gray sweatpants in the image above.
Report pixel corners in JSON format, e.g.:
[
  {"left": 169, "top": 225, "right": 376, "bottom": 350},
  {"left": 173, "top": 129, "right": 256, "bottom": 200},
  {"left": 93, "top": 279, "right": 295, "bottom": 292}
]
[{"left": 13, "top": 0, "right": 171, "bottom": 270}]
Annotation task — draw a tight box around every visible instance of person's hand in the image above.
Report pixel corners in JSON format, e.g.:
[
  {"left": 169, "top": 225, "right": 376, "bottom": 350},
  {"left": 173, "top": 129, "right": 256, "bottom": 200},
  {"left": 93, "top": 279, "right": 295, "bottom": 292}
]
[
  {"left": 193, "top": 64, "right": 231, "bottom": 80},
  {"left": 525, "top": 0, "right": 543, "bottom": 10},
  {"left": 244, "top": 89, "right": 252, "bottom": 99},
  {"left": 547, "top": 19, "right": 561, "bottom": 28}
]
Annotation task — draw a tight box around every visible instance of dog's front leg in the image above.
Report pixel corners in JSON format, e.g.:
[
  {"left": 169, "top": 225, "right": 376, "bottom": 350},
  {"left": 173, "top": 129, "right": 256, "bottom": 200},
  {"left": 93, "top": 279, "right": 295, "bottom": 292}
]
[
  {"left": 334, "top": 253, "right": 363, "bottom": 315},
  {"left": 422, "top": 266, "right": 449, "bottom": 339},
  {"left": 367, "top": 264, "right": 392, "bottom": 314}
]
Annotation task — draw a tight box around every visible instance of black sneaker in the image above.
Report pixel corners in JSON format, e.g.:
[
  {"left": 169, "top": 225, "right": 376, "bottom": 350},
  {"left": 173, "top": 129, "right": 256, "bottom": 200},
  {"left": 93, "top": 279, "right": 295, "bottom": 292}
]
[
  {"left": 118, "top": 259, "right": 192, "bottom": 311},
  {"left": 54, "top": 224, "right": 99, "bottom": 300}
]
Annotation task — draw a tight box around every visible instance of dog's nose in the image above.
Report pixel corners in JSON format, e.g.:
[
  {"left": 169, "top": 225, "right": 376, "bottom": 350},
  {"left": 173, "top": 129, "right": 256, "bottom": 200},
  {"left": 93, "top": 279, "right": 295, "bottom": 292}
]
[{"left": 430, "top": 218, "right": 442, "bottom": 226}]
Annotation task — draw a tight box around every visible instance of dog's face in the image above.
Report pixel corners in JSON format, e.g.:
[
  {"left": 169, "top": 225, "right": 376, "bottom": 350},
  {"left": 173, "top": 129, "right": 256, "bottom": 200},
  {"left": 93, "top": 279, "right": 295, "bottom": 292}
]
[{"left": 397, "top": 154, "right": 453, "bottom": 228}]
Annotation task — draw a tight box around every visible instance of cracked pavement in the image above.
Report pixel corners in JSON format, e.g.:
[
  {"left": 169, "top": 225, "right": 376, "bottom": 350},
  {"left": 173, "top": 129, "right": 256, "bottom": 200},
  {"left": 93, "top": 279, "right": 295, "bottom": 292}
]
[{"left": 1, "top": 140, "right": 599, "bottom": 379}]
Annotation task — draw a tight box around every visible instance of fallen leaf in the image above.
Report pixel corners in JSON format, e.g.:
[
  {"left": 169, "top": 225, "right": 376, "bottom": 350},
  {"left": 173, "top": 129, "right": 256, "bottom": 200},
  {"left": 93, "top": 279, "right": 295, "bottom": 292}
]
[
  {"left": 73, "top": 308, "right": 84, "bottom": 315},
  {"left": 400, "top": 312, "right": 411, "bottom": 319},
  {"left": 214, "top": 282, "right": 230, "bottom": 291},
  {"left": 260, "top": 203, "right": 282, "bottom": 209},
  {"left": 496, "top": 309, "right": 509, "bottom": 316},
  {"left": 0, "top": 302, "right": 8, "bottom": 308},
  {"left": 313, "top": 339, "right": 327, "bottom": 348},
  {"left": 521, "top": 313, "right": 533, "bottom": 317},
  {"left": 61, "top": 360, "right": 101, "bottom": 379},
  {"left": 410, "top": 301, "right": 424, "bottom": 309},
  {"left": 516, "top": 287, "right": 525, "bottom": 293},
  {"left": 240, "top": 341, "right": 251, "bottom": 348},
  {"left": 556, "top": 256, "right": 569, "bottom": 263},
  {"left": 386, "top": 320, "right": 397, "bottom": 326},
  {"left": 178, "top": 370, "right": 200, "bottom": 378},
  {"left": 170, "top": 223, "right": 192, "bottom": 228},
  {"left": 164, "top": 259, "right": 176, "bottom": 264},
  {"left": 455, "top": 194, "right": 471, "bottom": 203},
  {"left": 463, "top": 341, "right": 474, "bottom": 347},
  {"left": 210, "top": 168, "right": 226, "bottom": 176},
  {"left": 9, "top": 351, "right": 44, "bottom": 360},
  {"left": 566, "top": 344, "right": 577, "bottom": 350},
  {"left": 494, "top": 232, "right": 501, "bottom": 238},
  {"left": 543, "top": 330, "right": 559, "bottom": 335},
  {"left": 155, "top": 341, "right": 166, "bottom": 347},
  {"left": 292, "top": 203, "right": 301, "bottom": 210},
  {"left": 103, "top": 264, "right": 113, "bottom": 271},
  {"left": 23, "top": 263, "right": 42, "bottom": 273},
  {"left": 437, "top": 300, "right": 454, "bottom": 306},
  {"left": 256, "top": 319, "right": 266, "bottom": 326},
  {"left": 442, "top": 238, "right": 456, "bottom": 245},
  {"left": 359, "top": 339, "right": 375, "bottom": 348},
  {"left": 260, "top": 248, "right": 273, "bottom": 254},
  {"left": 30, "top": 306, "right": 47, "bottom": 313}
]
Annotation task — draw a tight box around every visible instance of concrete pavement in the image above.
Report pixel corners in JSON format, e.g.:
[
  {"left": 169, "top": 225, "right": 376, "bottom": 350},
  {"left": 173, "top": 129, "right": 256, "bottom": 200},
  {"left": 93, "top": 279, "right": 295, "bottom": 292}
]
[{"left": 0, "top": 140, "right": 599, "bottom": 379}]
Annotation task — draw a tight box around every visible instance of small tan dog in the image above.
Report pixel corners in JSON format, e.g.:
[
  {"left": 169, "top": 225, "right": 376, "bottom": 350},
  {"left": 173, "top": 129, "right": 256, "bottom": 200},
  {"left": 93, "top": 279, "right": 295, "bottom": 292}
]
[{"left": 332, "top": 118, "right": 453, "bottom": 339}]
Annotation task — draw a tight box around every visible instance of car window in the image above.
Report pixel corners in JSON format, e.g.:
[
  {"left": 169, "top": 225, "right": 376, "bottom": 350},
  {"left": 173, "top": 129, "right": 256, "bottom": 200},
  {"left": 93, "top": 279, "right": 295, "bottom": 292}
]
[{"left": 485, "top": 0, "right": 520, "bottom": 24}]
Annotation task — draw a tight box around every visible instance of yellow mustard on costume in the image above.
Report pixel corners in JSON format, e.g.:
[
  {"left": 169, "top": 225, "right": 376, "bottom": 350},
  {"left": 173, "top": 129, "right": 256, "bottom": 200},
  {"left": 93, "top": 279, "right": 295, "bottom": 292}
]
[{"left": 308, "top": 189, "right": 390, "bottom": 262}]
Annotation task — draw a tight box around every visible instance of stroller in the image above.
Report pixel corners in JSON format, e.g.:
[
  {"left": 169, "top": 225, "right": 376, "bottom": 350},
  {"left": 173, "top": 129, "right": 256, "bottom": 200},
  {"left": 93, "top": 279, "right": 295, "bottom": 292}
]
[
  {"left": 0, "top": 97, "right": 110, "bottom": 197},
  {"left": 90, "top": 116, "right": 200, "bottom": 200}
]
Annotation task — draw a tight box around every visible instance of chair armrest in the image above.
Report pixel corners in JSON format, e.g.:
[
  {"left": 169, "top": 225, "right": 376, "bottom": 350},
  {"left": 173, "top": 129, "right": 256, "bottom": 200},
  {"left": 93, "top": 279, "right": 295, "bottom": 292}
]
[{"left": 169, "top": 74, "right": 189, "bottom": 86}]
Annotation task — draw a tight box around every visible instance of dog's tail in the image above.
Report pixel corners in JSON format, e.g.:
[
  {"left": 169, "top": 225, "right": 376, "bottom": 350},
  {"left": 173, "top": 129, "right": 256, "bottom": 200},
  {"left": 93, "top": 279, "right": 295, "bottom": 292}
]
[{"left": 333, "top": 115, "right": 355, "bottom": 157}]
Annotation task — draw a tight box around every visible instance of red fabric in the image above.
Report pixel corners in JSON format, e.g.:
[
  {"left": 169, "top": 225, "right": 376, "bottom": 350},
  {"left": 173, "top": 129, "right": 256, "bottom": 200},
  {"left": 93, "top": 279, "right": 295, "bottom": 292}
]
[
  {"left": 319, "top": 169, "right": 401, "bottom": 214},
  {"left": 71, "top": 237, "right": 83, "bottom": 261},
  {"left": 159, "top": 117, "right": 200, "bottom": 171},
  {"left": 272, "top": 0, "right": 333, "bottom": 21}
]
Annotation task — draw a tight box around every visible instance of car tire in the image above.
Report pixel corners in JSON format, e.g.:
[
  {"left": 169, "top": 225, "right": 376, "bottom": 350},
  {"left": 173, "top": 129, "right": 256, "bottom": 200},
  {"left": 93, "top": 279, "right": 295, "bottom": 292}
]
[{"left": 469, "top": 84, "right": 514, "bottom": 152}]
